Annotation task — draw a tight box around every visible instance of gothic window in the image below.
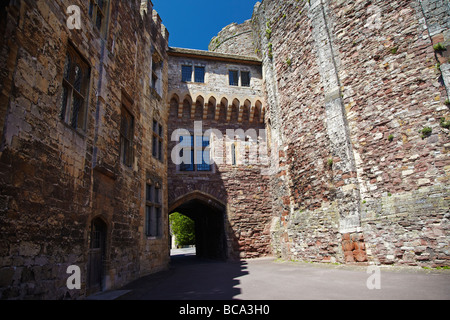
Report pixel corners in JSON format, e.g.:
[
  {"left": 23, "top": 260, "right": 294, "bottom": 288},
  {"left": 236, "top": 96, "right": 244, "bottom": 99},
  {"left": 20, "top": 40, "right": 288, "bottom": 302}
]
[
  {"left": 146, "top": 182, "right": 162, "bottom": 238},
  {"left": 120, "top": 102, "right": 134, "bottom": 167},
  {"left": 60, "top": 44, "right": 90, "bottom": 132}
]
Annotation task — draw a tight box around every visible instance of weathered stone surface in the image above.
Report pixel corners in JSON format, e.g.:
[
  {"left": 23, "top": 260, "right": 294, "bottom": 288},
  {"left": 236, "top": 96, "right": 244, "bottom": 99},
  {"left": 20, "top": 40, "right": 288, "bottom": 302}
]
[
  {"left": 1, "top": 0, "right": 449, "bottom": 301},
  {"left": 167, "top": 49, "right": 271, "bottom": 259},
  {"left": 0, "top": 0, "right": 169, "bottom": 299},
  {"left": 246, "top": 0, "right": 449, "bottom": 266}
]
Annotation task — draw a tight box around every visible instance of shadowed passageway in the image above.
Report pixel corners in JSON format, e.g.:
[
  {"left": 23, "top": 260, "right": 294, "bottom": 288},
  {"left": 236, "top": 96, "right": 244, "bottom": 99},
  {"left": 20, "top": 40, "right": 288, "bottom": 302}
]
[
  {"left": 118, "top": 249, "right": 248, "bottom": 300},
  {"left": 169, "top": 193, "right": 229, "bottom": 261}
]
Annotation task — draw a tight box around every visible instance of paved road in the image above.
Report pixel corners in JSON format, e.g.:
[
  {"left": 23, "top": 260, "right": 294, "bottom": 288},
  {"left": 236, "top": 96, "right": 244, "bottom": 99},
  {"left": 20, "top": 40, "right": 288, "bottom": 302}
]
[{"left": 109, "top": 248, "right": 450, "bottom": 300}]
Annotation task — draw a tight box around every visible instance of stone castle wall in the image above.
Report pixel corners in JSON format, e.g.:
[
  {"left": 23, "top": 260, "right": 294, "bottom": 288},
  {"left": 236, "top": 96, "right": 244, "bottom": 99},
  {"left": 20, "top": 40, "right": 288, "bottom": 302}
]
[
  {"left": 1, "top": 0, "right": 449, "bottom": 301},
  {"left": 167, "top": 50, "right": 272, "bottom": 259},
  {"left": 0, "top": 0, "right": 170, "bottom": 299},
  {"left": 214, "top": 0, "right": 450, "bottom": 266}
]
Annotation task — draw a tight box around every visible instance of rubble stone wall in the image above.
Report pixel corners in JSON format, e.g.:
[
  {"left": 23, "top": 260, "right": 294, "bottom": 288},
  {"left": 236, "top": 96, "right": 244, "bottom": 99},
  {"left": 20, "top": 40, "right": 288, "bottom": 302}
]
[
  {"left": 0, "top": 0, "right": 170, "bottom": 299},
  {"left": 242, "top": 0, "right": 450, "bottom": 266},
  {"left": 167, "top": 51, "right": 272, "bottom": 259}
]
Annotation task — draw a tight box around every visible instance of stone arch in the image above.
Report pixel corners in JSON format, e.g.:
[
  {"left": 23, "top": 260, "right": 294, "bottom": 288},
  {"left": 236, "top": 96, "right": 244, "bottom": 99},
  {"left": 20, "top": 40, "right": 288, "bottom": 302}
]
[
  {"left": 259, "top": 102, "right": 265, "bottom": 124},
  {"left": 169, "top": 190, "right": 226, "bottom": 214},
  {"left": 169, "top": 191, "right": 228, "bottom": 260},
  {"left": 194, "top": 95, "right": 204, "bottom": 119},
  {"left": 182, "top": 94, "right": 192, "bottom": 119},
  {"left": 218, "top": 97, "right": 228, "bottom": 121},
  {"left": 169, "top": 93, "right": 179, "bottom": 118},
  {"left": 240, "top": 99, "right": 251, "bottom": 123},
  {"left": 254, "top": 100, "right": 263, "bottom": 123},
  {"left": 229, "top": 98, "right": 240, "bottom": 122},
  {"left": 207, "top": 95, "right": 217, "bottom": 120}
]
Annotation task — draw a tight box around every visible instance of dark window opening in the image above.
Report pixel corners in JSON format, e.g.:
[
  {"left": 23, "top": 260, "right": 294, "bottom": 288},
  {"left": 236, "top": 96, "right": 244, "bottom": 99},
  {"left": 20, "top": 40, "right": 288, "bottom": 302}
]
[
  {"left": 241, "top": 71, "right": 250, "bottom": 87},
  {"left": 89, "top": 0, "right": 109, "bottom": 38},
  {"left": 194, "top": 66, "right": 205, "bottom": 83},
  {"left": 229, "top": 70, "right": 238, "bottom": 86},
  {"left": 146, "top": 182, "right": 162, "bottom": 237},
  {"left": 60, "top": 45, "right": 90, "bottom": 132},
  {"left": 182, "top": 65, "right": 192, "bottom": 82},
  {"left": 152, "top": 119, "right": 164, "bottom": 162},
  {"left": 120, "top": 105, "right": 134, "bottom": 167}
]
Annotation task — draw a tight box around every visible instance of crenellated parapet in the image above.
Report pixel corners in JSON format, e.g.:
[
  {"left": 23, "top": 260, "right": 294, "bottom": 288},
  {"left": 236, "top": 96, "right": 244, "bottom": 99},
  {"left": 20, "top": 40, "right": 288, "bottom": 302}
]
[{"left": 139, "top": 0, "right": 169, "bottom": 49}]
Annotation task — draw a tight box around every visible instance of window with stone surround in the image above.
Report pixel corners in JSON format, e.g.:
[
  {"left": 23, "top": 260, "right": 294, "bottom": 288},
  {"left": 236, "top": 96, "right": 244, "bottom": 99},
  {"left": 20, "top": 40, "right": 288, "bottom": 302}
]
[
  {"left": 229, "top": 70, "right": 239, "bottom": 86},
  {"left": 88, "top": 0, "right": 109, "bottom": 38},
  {"left": 241, "top": 71, "right": 250, "bottom": 87},
  {"left": 194, "top": 66, "right": 205, "bottom": 83},
  {"left": 181, "top": 64, "right": 206, "bottom": 83},
  {"left": 60, "top": 44, "right": 90, "bottom": 132},
  {"left": 196, "top": 135, "right": 211, "bottom": 171},
  {"left": 179, "top": 135, "right": 194, "bottom": 171},
  {"left": 151, "top": 50, "right": 162, "bottom": 97},
  {"left": 146, "top": 181, "right": 162, "bottom": 238},
  {"left": 120, "top": 100, "right": 134, "bottom": 167},
  {"left": 152, "top": 119, "right": 163, "bottom": 162},
  {"left": 228, "top": 70, "right": 251, "bottom": 87},
  {"left": 181, "top": 65, "right": 192, "bottom": 82},
  {"left": 231, "top": 143, "right": 237, "bottom": 166},
  {"left": 179, "top": 134, "right": 211, "bottom": 172}
]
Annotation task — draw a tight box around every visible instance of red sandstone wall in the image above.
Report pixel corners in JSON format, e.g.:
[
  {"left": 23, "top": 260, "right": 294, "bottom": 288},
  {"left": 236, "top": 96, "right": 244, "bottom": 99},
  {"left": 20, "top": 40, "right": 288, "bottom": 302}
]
[
  {"left": 167, "top": 97, "right": 273, "bottom": 259},
  {"left": 255, "top": 0, "right": 449, "bottom": 266}
]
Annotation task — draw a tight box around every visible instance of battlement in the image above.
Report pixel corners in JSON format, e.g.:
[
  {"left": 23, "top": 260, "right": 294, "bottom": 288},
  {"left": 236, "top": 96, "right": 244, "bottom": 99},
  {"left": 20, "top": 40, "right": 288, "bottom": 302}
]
[{"left": 140, "top": 0, "right": 169, "bottom": 43}]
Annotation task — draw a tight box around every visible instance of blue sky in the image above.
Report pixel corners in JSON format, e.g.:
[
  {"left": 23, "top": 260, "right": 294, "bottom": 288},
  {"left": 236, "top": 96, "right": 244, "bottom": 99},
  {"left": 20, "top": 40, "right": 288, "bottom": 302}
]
[{"left": 152, "top": 0, "right": 259, "bottom": 50}]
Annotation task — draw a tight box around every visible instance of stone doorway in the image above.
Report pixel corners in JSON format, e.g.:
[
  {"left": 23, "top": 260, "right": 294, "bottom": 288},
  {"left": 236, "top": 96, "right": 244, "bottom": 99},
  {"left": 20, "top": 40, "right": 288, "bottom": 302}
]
[{"left": 170, "top": 193, "right": 228, "bottom": 260}]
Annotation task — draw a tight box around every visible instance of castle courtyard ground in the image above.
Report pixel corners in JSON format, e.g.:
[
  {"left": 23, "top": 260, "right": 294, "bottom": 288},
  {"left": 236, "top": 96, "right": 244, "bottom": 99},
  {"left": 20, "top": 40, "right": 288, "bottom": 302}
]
[{"left": 86, "top": 248, "right": 450, "bottom": 301}]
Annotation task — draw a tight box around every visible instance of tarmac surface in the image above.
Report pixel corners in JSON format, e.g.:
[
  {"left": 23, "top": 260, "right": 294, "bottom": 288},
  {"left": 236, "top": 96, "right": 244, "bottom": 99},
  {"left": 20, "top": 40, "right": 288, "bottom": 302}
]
[{"left": 89, "top": 248, "right": 450, "bottom": 300}]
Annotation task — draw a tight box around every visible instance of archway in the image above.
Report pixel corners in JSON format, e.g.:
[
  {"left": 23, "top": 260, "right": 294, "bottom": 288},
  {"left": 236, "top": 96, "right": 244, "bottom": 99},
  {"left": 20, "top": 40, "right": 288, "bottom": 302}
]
[{"left": 169, "top": 192, "right": 227, "bottom": 260}]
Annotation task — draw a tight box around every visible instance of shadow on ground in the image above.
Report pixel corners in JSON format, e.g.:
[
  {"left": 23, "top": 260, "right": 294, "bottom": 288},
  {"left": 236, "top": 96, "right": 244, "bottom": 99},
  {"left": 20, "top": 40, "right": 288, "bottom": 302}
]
[{"left": 117, "top": 250, "right": 248, "bottom": 300}]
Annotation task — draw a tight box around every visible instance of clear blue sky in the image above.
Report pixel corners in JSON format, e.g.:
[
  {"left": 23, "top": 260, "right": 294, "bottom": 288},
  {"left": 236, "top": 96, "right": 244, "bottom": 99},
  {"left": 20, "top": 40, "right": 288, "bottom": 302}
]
[{"left": 151, "top": 0, "right": 259, "bottom": 50}]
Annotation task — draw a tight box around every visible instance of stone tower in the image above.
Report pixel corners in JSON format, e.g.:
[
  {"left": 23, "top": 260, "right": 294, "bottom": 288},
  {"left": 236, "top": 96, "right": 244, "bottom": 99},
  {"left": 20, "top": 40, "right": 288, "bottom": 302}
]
[{"left": 210, "top": 0, "right": 450, "bottom": 266}]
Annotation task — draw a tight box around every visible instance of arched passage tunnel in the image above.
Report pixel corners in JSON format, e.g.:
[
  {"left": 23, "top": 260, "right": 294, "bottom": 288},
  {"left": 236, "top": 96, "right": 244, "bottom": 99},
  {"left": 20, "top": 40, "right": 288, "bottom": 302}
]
[{"left": 169, "top": 193, "right": 228, "bottom": 260}]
